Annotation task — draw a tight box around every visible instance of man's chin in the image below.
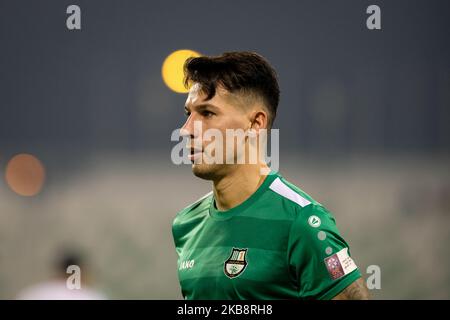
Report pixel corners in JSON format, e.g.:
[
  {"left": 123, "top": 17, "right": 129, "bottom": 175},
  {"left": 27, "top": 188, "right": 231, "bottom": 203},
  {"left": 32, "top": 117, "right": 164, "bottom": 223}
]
[{"left": 191, "top": 163, "right": 223, "bottom": 181}]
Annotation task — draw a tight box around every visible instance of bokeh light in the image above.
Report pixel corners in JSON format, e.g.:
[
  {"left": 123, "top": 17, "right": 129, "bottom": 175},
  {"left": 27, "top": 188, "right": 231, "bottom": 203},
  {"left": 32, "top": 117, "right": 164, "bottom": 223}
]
[
  {"left": 5, "top": 153, "right": 46, "bottom": 196},
  {"left": 162, "top": 49, "right": 201, "bottom": 93}
]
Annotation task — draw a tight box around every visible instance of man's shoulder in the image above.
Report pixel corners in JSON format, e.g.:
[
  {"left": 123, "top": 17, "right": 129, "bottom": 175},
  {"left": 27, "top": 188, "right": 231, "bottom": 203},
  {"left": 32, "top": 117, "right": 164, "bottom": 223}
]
[
  {"left": 174, "top": 191, "right": 213, "bottom": 220},
  {"left": 267, "top": 173, "right": 335, "bottom": 221},
  {"left": 267, "top": 174, "right": 319, "bottom": 209}
]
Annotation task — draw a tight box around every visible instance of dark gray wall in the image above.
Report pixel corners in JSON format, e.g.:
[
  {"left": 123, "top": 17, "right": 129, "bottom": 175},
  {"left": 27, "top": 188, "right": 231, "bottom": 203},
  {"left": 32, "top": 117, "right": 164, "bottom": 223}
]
[{"left": 1, "top": 0, "right": 449, "bottom": 158}]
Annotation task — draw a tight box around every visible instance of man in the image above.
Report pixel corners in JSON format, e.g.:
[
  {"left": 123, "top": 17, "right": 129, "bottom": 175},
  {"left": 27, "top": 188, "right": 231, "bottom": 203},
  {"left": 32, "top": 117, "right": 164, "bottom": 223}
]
[
  {"left": 172, "top": 52, "right": 369, "bottom": 300},
  {"left": 17, "top": 249, "right": 106, "bottom": 300}
]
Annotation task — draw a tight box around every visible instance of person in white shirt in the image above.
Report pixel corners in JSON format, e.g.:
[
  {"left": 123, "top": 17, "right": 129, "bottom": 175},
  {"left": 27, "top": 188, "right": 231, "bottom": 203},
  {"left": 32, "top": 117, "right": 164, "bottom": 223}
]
[{"left": 17, "top": 250, "right": 107, "bottom": 300}]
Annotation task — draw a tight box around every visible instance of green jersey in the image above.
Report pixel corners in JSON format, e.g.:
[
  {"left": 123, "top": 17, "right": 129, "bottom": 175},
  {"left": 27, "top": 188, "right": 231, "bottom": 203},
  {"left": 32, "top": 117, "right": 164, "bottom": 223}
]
[{"left": 172, "top": 172, "right": 361, "bottom": 300}]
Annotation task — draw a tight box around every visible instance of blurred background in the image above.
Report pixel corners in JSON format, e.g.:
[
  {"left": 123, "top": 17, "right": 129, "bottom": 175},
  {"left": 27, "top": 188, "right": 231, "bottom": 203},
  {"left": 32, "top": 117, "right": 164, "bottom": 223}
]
[{"left": 0, "top": 0, "right": 449, "bottom": 299}]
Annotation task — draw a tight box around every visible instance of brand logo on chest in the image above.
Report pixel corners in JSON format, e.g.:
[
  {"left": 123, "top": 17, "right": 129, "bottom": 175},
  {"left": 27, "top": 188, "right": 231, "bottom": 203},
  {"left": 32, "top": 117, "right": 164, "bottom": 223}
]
[{"left": 179, "top": 259, "right": 195, "bottom": 270}]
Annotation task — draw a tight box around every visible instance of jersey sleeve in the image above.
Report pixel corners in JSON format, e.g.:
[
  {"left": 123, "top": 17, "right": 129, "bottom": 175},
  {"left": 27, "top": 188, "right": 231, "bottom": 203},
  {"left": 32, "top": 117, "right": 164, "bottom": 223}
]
[{"left": 287, "top": 204, "right": 362, "bottom": 300}]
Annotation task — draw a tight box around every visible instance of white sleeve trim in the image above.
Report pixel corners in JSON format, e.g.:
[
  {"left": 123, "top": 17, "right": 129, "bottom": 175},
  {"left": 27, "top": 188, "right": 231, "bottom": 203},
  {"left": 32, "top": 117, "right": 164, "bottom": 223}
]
[{"left": 269, "top": 178, "right": 311, "bottom": 208}]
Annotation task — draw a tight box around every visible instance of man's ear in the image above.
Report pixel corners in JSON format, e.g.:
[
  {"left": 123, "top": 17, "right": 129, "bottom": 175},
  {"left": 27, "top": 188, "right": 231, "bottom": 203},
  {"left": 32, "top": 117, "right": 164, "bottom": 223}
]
[{"left": 250, "top": 110, "right": 269, "bottom": 132}]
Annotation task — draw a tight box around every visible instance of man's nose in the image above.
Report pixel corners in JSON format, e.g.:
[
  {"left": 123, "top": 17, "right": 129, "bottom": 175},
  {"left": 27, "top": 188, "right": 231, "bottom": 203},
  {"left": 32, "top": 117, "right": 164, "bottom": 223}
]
[{"left": 180, "top": 114, "right": 196, "bottom": 138}]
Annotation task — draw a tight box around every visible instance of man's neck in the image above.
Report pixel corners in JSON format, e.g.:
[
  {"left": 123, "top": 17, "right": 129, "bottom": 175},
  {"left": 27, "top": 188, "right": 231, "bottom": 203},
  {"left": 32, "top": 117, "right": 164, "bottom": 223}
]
[{"left": 212, "top": 164, "right": 270, "bottom": 211}]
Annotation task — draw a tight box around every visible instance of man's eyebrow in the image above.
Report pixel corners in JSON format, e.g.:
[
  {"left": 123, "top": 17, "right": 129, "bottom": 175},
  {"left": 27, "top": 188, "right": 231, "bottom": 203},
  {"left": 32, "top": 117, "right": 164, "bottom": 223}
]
[{"left": 185, "top": 103, "right": 220, "bottom": 112}]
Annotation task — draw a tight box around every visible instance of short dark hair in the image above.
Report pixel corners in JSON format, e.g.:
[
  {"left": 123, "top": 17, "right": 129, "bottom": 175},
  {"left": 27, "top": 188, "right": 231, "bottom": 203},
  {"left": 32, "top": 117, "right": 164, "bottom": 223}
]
[
  {"left": 183, "top": 51, "right": 280, "bottom": 128},
  {"left": 55, "top": 249, "right": 85, "bottom": 274}
]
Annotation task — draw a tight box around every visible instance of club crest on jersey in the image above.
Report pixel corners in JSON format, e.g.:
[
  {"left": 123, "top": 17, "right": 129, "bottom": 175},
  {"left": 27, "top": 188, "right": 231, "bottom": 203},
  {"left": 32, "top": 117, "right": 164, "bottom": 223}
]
[{"left": 224, "top": 248, "right": 248, "bottom": 278}]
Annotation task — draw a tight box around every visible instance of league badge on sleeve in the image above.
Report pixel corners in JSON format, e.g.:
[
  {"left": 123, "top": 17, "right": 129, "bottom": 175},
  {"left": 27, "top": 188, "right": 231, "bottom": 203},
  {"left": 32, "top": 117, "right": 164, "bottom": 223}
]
[
  {"left": 324, "top": 247, "right": 358, "bottom": 280},
  {"left": 224, "top": 248, "right": 248, "bottom": 278}
]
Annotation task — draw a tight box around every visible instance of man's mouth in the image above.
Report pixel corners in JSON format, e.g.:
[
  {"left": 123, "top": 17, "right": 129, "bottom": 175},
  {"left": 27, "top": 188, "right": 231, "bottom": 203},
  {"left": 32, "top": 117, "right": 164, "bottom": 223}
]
[{"left": 188, "top": 147, "right": 203, "bottom": 161}]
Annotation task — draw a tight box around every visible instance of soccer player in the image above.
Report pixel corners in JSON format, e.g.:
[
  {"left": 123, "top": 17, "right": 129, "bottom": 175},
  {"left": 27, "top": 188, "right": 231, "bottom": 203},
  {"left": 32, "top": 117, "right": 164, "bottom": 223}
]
[{"left": 172, "top": 52, "right": 369, "bottom": 300}]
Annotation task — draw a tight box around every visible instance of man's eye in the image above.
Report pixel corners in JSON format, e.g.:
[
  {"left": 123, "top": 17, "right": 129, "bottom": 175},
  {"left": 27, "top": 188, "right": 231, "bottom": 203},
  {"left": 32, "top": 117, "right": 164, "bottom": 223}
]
[
  {"left": 201, "top": 111, "right": 214, "bottom": 118},
  {"left": 184, "top": 111, "right": 191, "bottom": 117}
]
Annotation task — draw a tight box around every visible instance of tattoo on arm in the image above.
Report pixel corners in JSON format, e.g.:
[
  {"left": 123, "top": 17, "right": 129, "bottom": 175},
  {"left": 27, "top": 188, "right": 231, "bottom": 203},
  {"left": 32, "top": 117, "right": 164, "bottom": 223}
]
[{"left": 332, "top": 277, "right": 370, "bottom": 300}]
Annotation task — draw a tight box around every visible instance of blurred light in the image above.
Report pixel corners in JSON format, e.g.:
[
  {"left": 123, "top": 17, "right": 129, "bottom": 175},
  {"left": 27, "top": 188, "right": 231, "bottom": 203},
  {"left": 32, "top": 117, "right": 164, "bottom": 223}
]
[
  {"left": 5, "top": 153, "right": 46, "bottom": 196},
  {"left": 162, "top": 49, "right": 200, "bottom": 93}
]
